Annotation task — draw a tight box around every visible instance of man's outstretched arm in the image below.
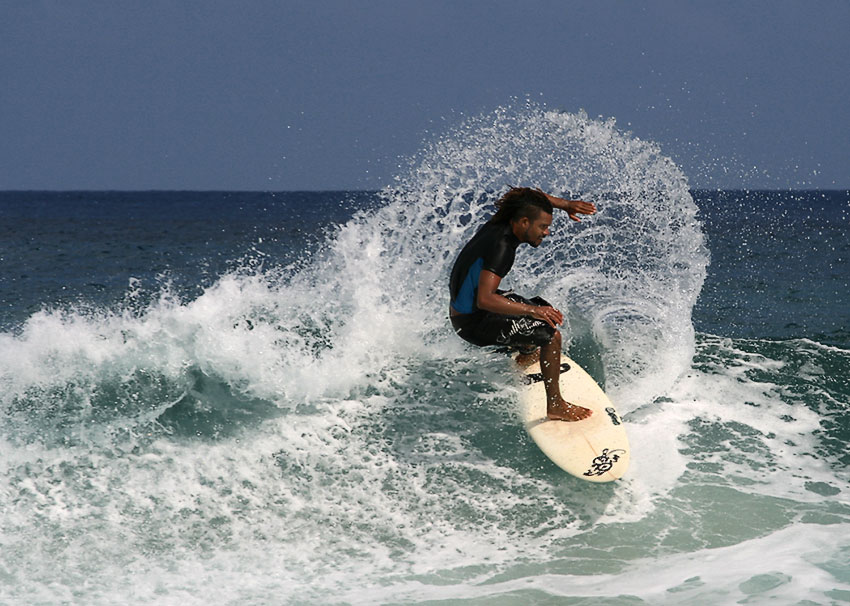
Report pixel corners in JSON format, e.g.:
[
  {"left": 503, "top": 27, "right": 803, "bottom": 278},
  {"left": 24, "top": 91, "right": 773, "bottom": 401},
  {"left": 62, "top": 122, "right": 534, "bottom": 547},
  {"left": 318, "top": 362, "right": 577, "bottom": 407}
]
[{"left": 538, "top": 190, "right": 597, "bottom": 222}]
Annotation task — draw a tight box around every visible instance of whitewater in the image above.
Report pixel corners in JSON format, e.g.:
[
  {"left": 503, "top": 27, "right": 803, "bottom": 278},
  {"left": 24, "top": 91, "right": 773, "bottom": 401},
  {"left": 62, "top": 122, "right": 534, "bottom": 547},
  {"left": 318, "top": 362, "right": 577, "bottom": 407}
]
[{"left": 1, "top": 104, "right": 848, "bottom": 605}]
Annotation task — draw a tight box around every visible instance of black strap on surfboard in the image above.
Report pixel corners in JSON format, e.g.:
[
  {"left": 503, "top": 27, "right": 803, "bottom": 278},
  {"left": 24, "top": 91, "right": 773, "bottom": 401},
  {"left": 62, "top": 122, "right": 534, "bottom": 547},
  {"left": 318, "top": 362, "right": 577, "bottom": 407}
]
[{"left": 523, "top": 362, "right": 571, "bottom": 384}]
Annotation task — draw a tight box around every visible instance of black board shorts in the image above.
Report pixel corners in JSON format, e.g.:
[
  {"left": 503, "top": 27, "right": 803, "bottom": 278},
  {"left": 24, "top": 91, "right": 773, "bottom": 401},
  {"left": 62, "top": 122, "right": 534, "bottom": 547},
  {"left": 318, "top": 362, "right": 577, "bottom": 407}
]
[{"left": 450, "top": 293, "right": 556, "bottom": 355}]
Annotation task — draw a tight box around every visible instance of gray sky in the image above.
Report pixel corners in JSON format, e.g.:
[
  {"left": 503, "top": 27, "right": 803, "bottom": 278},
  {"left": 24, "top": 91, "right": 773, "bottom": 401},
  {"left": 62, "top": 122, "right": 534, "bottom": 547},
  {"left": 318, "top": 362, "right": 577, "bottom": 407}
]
[{"left": 2, "top": 1, "right": 848, "bottom": 190}]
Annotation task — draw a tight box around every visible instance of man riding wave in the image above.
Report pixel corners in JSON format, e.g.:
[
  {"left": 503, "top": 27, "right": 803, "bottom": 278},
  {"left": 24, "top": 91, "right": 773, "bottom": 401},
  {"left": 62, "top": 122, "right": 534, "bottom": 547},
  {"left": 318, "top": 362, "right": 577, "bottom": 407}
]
[{"left": 449, "top": 187, "right": 596, "bottom": 422}]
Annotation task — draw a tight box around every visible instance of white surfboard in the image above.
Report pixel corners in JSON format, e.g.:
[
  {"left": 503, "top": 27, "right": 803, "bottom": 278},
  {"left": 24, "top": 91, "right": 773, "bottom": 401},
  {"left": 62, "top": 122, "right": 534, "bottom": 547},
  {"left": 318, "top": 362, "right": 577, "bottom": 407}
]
[{"left": 519, "top": 356, "right": 629, "bottom": 482}]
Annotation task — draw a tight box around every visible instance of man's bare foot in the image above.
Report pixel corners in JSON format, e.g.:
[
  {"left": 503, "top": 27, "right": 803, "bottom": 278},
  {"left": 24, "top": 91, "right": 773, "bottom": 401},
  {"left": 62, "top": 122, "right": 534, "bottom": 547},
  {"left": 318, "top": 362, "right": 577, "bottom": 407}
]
[
  {"left": 515, "top": 349, "right": 540, "bottom": 369},
  {"left": 547, "top": 396, "right": 593, "bottom": 422}
]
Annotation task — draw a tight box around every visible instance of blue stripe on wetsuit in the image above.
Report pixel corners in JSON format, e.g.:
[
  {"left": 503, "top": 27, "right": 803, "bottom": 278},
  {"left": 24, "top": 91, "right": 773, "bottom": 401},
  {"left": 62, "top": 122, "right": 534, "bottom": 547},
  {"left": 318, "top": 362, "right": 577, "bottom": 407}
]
[{"left": 451, "top": 257, "right": 483, "bottom": 314}]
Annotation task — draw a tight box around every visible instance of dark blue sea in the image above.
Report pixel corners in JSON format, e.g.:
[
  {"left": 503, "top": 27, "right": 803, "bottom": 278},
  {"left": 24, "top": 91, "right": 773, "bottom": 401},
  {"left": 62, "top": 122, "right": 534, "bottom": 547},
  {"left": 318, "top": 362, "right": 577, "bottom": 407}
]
[{"left": 1, "top": 106, "right": 848, "bottom": 605}]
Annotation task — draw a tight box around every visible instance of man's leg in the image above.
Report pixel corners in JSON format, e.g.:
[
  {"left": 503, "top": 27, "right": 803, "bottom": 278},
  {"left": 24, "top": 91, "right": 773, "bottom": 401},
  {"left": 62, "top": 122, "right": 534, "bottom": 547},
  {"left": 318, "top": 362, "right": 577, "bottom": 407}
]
[
  {"left": 540, "top": 330, "right": 592, "bottom": 422},
  {"left": 467, "top": 298, "right": 592, "bottom": 422},
  {"left": 514, "top": 348, "right": 539, "bottom": 368}
]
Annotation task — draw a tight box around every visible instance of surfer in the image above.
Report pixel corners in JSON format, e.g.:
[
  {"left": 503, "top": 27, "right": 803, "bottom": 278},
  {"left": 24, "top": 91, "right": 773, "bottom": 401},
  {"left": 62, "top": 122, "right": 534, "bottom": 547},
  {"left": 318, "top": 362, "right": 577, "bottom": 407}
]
[{"left": 449, "top": 187, "right": 596, "bottom": 422}]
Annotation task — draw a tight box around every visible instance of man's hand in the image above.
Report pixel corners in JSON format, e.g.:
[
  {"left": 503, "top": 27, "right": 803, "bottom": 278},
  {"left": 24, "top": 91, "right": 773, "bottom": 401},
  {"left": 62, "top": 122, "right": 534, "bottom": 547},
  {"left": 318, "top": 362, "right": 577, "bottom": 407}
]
[
  {"left": 562, "top": 198, "right": 596, "bottom": 222},
  {"left": 538, "top": 189, "right": 597, "bottom": 222},
  {"left": 529, "top": 305, "right": 564, "bottom": 328}
]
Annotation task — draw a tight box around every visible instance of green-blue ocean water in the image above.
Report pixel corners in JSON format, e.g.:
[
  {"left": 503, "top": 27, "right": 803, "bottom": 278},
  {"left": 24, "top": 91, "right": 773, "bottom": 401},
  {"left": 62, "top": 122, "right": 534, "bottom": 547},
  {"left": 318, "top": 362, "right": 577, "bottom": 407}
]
[{"left": 1, "top": 106, "right": 848, "bottom": 605}]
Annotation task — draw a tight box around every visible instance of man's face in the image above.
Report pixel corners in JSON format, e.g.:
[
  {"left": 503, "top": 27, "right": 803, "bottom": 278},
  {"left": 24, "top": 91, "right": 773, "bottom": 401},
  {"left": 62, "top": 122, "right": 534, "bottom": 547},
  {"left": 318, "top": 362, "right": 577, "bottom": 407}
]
[{"left": 522, "top": 211, "right": 553, "bottom": 247}]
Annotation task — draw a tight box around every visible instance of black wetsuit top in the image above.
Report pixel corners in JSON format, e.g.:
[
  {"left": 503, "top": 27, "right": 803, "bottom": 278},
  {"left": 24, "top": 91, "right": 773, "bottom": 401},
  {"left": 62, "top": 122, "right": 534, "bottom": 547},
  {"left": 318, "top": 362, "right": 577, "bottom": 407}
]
[
  {"left": 449, "top": 222, "right": 520, "bottom": 315},
  {"left": 449, "top": 221, "right": 554, "bottom": 352}
]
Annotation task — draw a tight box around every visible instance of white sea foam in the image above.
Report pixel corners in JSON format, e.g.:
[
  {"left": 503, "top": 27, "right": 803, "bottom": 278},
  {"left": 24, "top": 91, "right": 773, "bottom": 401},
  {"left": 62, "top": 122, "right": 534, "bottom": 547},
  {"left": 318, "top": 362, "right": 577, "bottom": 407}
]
[
  {"left": 2, "top": 104, "right": 846, "bottom": 605},
  {"left": 344, "top": 523, "right": 850, "bottom": 605}
]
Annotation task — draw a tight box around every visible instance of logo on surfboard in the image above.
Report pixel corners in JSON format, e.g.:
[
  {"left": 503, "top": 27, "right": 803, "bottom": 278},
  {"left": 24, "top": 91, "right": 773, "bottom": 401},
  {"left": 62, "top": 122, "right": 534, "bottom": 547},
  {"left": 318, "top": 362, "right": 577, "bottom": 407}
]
[
  {"left": 605, "top": 407, "right": 621, "bottom": 426},
  {"left": 583, "top": 448, "right": 627, "bottom": 477}
]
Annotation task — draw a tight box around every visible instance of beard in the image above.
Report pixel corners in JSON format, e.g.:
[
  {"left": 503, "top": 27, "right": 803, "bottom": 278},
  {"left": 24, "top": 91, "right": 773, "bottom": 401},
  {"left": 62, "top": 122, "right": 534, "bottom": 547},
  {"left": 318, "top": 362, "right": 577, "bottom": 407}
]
[{"left": 523, "top": 228, "right": 543, "bottom": 247}]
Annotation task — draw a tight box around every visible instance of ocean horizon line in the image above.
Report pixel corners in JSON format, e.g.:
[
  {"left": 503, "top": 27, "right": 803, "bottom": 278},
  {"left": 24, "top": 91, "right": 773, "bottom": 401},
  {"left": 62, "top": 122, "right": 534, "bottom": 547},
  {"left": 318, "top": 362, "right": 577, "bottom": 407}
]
[{"left": 1, "top": 187, "right": 848, "bottom": 194}]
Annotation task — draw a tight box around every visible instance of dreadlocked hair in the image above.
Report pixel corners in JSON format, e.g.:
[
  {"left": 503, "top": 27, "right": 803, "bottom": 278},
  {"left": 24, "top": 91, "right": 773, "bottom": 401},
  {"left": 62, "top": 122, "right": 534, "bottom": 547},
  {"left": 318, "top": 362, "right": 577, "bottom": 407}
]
[{"left": 489, "top": 187, "right": 553, "bottom": 225}]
